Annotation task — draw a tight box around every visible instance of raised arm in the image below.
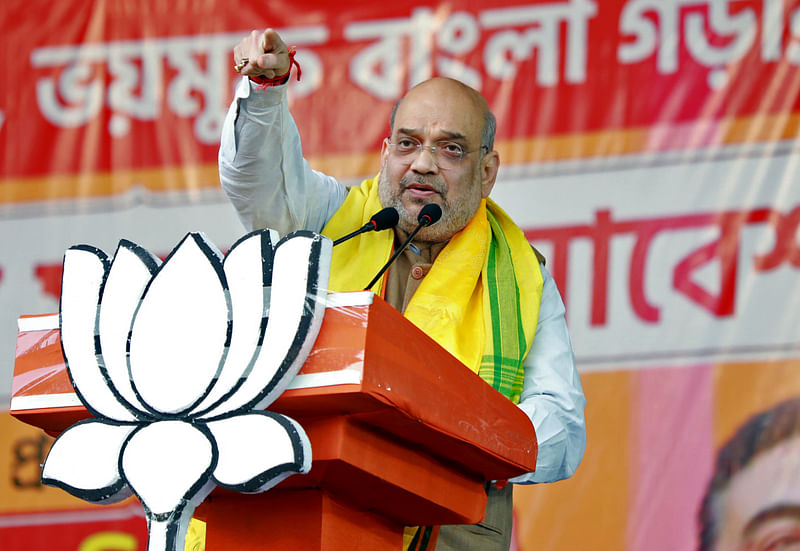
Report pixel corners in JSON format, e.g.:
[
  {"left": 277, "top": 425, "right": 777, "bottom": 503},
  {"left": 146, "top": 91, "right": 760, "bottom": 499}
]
[{"left": 219, "top": 29, "right": 347, "bottom": 235}]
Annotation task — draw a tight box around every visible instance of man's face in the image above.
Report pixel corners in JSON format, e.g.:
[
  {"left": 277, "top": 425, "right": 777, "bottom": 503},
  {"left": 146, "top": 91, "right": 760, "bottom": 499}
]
[
  {"left": 713, "top": 435, "right": 800, "bottom": 551},
  {"left": 378, "top": 80, "right": 498, "bottom": 242}
]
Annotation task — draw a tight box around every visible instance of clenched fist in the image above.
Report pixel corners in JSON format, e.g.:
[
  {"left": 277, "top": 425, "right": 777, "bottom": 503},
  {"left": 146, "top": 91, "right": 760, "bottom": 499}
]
[{"left": 233, "top": 29, "right": 291, "bottom": 79}]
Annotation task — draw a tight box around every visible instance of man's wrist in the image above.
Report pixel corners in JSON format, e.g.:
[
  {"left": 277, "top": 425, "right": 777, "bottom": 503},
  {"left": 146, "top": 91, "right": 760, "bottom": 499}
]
[
  {"left": 248, "top": 70, "right": 292, "bottom": 87},
  {"left": 248, "top": 46, "right": 301, "bottom": 90}
]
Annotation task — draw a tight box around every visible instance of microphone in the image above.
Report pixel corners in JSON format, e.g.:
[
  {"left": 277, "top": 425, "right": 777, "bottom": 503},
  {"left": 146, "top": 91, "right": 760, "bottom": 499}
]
[
  {"left": 333, "top": 207, "right": 399, "bottom": 246},
  {"left": 364, "top": 203, "right": 442, "bottom": 291}
]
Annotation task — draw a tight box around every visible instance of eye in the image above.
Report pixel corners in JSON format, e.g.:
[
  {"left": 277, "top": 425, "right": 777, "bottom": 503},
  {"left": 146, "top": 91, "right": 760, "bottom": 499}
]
[
  {"left": 762, "top": 534, "right": 800, "bottom": 551},
  {"left": 395, "top": 138, "right": 419, "bottom": 152},
  {"left": 439, "top": 141, "right": 465, "bottom": 159},
  {"left": 748, "top": 523, "right": 800, "bottom": 551}
]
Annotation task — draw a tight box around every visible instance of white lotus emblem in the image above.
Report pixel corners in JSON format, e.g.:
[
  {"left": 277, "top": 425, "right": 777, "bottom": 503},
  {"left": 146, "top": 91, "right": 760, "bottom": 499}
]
[{"left": 41, "top": 230, "right": 332, "bottom": 551}]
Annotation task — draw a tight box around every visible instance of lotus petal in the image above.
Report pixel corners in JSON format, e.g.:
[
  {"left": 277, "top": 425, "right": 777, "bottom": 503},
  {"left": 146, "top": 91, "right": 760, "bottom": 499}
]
[
  {"left": 121, "top": 420, "right": 216, "bottom": 516},
  {"left": 207, "top": 411, "right": 311, "bottom": 492},
  {"left": 204, "top": 231, "right": 331, "bottom": 417},
  {"left": 42, "top": 419, "right": 136, "bottom": 503},
  {"left": 128, "top": 234, "right": 229, "bottom": 415},
  {"left": 99, "top": 240, "right": 161, "bottom": 416},
  {"left": 60, "top": 246, "right": 137, "bottom": 422},
  {"left": 191, "top": 230, "right": 278, "bottom": 416}
]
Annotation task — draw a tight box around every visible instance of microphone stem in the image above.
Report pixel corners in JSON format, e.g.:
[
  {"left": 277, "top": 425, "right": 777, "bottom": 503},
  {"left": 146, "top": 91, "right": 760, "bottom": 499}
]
[
  {"left": 333, "top": 226, "right": 369, "bottom": 246},
  {"left": 364, "top": 223, "right": 426, "bottom": 291}
]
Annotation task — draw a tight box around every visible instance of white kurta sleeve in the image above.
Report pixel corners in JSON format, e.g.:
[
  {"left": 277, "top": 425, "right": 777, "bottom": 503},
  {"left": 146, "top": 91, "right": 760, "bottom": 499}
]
[
  {"left": 510, "top": 264, "right": 587, "bottom": 484},
  {"left": 219, "top": 77, "right": 348, "bottom": 235}
]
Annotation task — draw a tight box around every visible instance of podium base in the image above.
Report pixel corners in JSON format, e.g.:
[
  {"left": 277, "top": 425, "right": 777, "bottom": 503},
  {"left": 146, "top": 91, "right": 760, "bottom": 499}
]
[{"left": 202, "top": 489, "right": 403, "bottom": 550}]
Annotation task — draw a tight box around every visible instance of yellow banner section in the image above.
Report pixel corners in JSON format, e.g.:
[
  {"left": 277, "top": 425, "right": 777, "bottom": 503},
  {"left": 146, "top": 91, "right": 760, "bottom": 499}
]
[
  {"left": 0, "top": 152, "right": 379, "bottom": 205},
  {"left": 0, "top": 413, "right": 138, "bottom": 514},
  {"left": 515, "top": 370, "right": 631, "bottom": 550},
  {"left": 3, "top": 112, "right": 796, "bottom": 205},
  {"left": 712, "top": 359, "right": 800, "bottom": 448},
  {"left": 514, "top": 359, "right": 800, "bottom": 550}
]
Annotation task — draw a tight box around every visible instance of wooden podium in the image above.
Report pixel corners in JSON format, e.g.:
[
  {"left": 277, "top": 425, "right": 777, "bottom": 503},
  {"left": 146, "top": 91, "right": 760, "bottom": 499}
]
[{"left": 11, "top": 292, "right": 537, "bottom": 550}]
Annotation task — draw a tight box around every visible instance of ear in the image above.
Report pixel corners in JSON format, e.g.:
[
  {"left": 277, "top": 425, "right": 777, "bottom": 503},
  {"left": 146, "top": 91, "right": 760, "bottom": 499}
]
[
  {"left": 380, "top": 138, "right": 389, "bottom": 167},
  {"left": 480, "top": 150, "right": 499, "bottom": 198}
]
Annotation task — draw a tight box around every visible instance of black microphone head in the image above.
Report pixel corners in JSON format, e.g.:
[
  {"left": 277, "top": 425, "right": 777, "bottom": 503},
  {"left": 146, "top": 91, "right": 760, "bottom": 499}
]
[
  {"left": 370, "top": 207, "right": 399, "bottom": 231},
  {"left": 417, "top": 203, "right": 442, "bottom": 226}
]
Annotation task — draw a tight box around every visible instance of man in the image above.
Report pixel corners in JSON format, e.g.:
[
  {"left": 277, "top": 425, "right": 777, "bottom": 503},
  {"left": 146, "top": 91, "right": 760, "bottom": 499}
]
[
  {"left": 219, "top": 28, "right": 586, "bottom": 551},
  {"left": 698, "top": 398, "right": 800, "bottom": 551}
]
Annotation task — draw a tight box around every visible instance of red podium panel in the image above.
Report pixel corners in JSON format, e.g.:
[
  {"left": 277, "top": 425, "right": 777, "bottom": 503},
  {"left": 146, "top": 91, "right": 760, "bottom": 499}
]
[{"left": 11, "top": 292, "right": 537, "bottom": 549}]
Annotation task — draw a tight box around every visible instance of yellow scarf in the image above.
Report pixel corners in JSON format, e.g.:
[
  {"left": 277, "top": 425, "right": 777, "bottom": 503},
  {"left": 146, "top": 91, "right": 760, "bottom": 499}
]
[{"left": 322, "top": 175, "right": 542, "bottom": 403}]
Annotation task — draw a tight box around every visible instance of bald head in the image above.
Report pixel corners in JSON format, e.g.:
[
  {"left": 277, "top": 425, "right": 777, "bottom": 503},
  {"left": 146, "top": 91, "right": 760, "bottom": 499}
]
[
  {"left": 390, "top": 78, "right": 497, "bottom": 152},
  {"left": 379, "top": 77, "right": 500, "bottom": 242}
]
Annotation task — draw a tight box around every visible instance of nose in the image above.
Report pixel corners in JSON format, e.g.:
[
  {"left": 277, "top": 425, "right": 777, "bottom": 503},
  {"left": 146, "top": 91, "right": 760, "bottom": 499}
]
[{"left": 409, "top": 145, "right": 439, "bottom": 174}]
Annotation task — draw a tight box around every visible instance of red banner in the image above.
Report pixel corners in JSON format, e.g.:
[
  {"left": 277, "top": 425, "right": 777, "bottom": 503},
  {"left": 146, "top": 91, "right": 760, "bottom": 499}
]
[
  {"left": 3, "top": 0, "right": 799, "bottom": 188},
  {"left": 0, "top": 508, "right": 147, "bottom": 551}
]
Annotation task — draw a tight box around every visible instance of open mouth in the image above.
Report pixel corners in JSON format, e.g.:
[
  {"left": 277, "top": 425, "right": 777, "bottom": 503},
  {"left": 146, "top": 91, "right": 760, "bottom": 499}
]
[{"left": 404, "top": 181, "right": 439, "bottom": 199}]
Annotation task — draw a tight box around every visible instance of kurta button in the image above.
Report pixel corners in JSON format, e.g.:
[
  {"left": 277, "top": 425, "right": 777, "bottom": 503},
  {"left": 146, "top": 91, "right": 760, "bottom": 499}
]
[{"left": 411, "top": 266, "right": 425, "bottom": 279}]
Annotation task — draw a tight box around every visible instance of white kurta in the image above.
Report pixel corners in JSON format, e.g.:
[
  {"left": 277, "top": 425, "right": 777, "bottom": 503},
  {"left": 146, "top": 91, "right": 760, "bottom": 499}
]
[{"left": 219, "top": 78, "right": 586, "bottom": 484}]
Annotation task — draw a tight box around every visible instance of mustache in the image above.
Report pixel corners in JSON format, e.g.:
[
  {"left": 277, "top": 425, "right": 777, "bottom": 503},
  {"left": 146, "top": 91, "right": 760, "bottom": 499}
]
[{"left": 400, "top": 175, "right": 446, "bottom": 195}]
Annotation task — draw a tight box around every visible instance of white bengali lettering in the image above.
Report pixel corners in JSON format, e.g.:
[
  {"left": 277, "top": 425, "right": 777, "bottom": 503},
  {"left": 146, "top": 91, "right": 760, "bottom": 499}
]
[
  {"left": 30, "top": 27, "right": 328, "bottom": 143},
  {"left": 618, "top": 0, "right": 688, "bottom": 73},
  {"left": 346, "top": 1, "right": 597, "bottom": 100},
  {"left": 345, "top": 9, "right": 437, "bottom": 101},
  {"left": 789, "top": 6, "right": 800, "bottom": 64},
  {"left": 107, "top": 42, "right": 165, "bottom": 137},
  {"left": 436, "top": 11, "right": 482, "bottom": 89},
  {"left": 685, "top": 1, "right": 757, "bottom": 89},
  {"left": 619, "top": 0, "right": 797, "bottom": 89},
  {"left": 481, "top": 0, "right": 597, "bottom": 85},
  {"left": 31, "top": 45, "right": 106, "bottom": 128},
  {"left": 761, "top": 0, "right": 784, "bottom": 61},
  {"left": 165, "top": 35, "right": 232, "bottom": 144}
]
